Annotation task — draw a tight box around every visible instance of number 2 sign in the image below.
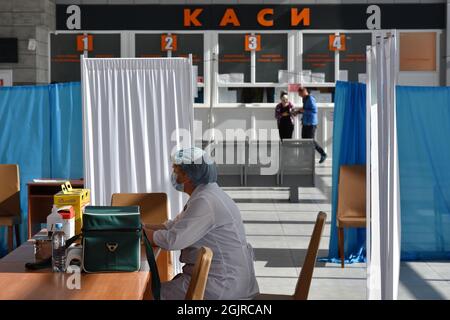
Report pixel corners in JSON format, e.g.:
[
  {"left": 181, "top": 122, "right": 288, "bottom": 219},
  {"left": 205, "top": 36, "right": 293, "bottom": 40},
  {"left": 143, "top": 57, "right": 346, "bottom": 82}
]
[
  {"left": 161, "top": 34, "right": 177, "bottom": 52},
  {"left": 245, "top": 34, "right": 261, "bottom": 51},
  {"left": 329, "top": 35, "right": 346, "bottom": 51}
]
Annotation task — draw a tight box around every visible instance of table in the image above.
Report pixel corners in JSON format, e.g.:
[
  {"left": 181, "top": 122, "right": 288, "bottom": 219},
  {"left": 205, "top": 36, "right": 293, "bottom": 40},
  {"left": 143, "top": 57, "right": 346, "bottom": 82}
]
[
  {"left": 0, "top": 231, "right": 160, "bottom": 300},
  {"left": 27, "top": 179, "right": 84, "bottom": 238}
]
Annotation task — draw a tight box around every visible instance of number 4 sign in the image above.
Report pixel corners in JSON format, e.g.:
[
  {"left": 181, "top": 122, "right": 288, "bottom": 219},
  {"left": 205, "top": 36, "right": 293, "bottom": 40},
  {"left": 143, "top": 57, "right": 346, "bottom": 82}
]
[
  {"left": 161, "top": 34, "right": 177, "bottom": 52},
  {"left": 329, "top": 35, "right": 346, "bottom": 51},
  {"left": 245, "top": 35, "right": 261, "bottom": 51}
]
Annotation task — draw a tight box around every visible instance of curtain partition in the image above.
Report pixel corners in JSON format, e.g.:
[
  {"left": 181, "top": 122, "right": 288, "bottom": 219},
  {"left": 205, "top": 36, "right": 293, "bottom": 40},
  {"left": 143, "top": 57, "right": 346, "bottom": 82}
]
[
  {"left": 397, "top": 86, "right": 450, "bottom": 260},
  {"left": 323, "top": 80, "right": 367, "bottom": 265},
  {"left": 0, "top": 82, "right": 83, "bottom": 256},
  {"left": 366, "top": 33, "right": 401, "bottom": 300},
  {"left": 81, "top": 58, "right": 194, "bottom": 273},
  {"left": 81, "top": 57, "right": 193, "bottom": 211}
]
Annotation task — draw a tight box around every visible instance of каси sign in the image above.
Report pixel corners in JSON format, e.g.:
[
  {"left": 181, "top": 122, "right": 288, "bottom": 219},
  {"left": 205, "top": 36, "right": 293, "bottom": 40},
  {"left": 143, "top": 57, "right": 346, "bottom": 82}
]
[{"left": 57, "top": 4, "right": 445, "bottom": 31}]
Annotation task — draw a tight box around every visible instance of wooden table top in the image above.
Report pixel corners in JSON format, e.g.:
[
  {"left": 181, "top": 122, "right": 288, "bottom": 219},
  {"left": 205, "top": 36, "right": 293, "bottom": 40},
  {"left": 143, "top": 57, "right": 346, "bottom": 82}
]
[{"left": 0, "top": 232, "right": 160, "bottom": 300}]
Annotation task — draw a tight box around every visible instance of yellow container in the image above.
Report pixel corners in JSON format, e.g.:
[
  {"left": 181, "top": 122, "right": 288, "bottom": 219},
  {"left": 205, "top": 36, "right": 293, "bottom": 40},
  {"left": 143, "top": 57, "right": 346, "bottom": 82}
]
[{"left": 54, "top": 183, "right": 90, "bottom": 235}]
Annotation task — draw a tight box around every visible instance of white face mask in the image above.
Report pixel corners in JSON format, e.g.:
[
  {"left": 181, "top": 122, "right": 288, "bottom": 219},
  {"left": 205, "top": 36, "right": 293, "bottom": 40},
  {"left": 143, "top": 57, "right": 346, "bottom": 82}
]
[{"left": 171, "top": 171, "right": 184, "bottom": 192}]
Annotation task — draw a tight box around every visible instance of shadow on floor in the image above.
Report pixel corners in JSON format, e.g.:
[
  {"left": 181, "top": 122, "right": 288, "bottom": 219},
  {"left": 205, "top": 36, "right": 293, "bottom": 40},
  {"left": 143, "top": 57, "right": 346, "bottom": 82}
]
[{"left": 399, "top": 263, "right": 446, "bottom": 300}]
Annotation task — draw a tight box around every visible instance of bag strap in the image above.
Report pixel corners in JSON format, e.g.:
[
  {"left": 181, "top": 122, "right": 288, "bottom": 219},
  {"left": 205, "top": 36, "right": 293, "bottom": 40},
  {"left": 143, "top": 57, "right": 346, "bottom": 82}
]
[
  {"left": 142, "top": 228, "right": 161, "bottom": 300},
  {"left": 65, "top": 233, "right": 82, "bottom": 248}
]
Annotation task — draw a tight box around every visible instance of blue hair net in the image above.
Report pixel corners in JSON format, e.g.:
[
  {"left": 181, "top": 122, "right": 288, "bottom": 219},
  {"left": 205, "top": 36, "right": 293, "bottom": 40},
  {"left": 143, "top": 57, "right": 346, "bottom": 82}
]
[{"left": 171, "top": 147, "right": 217, "bottom": 186}]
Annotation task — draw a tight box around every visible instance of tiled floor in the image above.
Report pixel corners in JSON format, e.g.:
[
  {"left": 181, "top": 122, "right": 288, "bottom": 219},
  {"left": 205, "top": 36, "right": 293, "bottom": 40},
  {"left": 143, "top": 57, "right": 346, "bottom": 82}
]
[
  {"left": 224, "top": 159, "right": 450, "bottom": 300},
  {"left": 223, "top": 159, "right": 367, "bottom": 300}
]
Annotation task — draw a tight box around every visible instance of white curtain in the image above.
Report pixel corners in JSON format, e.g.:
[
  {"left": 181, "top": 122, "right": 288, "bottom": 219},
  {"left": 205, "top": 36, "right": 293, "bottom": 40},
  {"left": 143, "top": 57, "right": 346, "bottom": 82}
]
[
  {"left": 366, "top": 44, "right": 381, "bottom": 299},
  {"left": 81, "top": 57, "right": 194, "bottom": 272},
  {"left": 366, "top": 33, "right": 401, "bottom": 300},
  {"left": 81, "top": 57, "right": 193, "bottom": 207}
]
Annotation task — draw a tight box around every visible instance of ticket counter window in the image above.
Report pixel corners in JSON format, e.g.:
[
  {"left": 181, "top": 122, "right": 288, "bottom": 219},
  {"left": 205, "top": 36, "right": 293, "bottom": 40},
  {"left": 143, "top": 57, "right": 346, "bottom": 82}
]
[
  {"left": 136, "top": 33, "right": 204, "bottom": 78},
  {"left": 255, "top": 33, "right": 288, "bottom": 83},
  {"left": 135, "top": 34, "right": 165, "bottom": 58},
  {"left": 50, "top": 33, "right": 121, "bottom": 83},
  {"left": 339, "top": 33, "right": 371, "bottom": 82},
  {"left": 172, "top": 34, "right": 204, "bottom": 78},
  {"left": 218, "top": 34, "right": 251, "bottom": 83},
  {"left": 302, "top": 34, "right": 335, "bottom": 83}
]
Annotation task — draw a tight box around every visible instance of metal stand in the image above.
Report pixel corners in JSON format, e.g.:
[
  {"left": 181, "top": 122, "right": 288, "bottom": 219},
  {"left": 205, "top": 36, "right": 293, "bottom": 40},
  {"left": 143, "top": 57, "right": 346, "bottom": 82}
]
[{"left": 289, "top": 187, "right": 299, "bottom": 203}]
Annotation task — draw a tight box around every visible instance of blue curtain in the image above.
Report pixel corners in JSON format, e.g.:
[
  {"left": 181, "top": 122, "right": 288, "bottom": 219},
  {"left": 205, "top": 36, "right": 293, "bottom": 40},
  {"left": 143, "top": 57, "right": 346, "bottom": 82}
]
[
  {"left": 0, "top": 82, "right": 82, "bottom": 257},
  {"left": 397, "top": 86, "right": 450, "bottom": 260},
  {"left": 321, "top": 81, "right": 367, "bottom": 264}
]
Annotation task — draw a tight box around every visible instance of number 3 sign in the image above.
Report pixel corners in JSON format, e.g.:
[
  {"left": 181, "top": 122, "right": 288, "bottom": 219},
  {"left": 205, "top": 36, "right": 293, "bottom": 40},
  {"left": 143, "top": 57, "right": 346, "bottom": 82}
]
[
  {"left": 245, "top": 34, "right": 261, "bottom": 51},
  {"left": 329, "top": 35, "right": 346, "bottom": 51},
  {"left": 161, "top": 34, "right": 177, "bottom": 52}
]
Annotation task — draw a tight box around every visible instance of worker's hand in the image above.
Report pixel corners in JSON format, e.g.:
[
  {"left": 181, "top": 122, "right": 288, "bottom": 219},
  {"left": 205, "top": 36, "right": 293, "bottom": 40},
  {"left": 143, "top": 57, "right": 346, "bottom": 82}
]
[
  {"left": 281, "top": 112, "right": 290, "bottom": 116},
  {"left": 144, "top": 223, "right": 166, "bottom": 230}
]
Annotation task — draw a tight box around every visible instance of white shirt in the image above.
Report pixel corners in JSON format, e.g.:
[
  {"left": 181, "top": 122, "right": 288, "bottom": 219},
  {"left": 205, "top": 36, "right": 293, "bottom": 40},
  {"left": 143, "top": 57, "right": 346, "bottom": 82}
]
[{"left": 153, "top": 182, "right": 259, "bottom": 300}]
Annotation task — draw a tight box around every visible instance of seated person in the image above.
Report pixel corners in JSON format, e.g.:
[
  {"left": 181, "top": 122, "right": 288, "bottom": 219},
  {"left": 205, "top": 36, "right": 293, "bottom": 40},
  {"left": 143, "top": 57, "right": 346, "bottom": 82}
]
[{"left": 144, "top": 147, "right": 260, "bottom": 300}]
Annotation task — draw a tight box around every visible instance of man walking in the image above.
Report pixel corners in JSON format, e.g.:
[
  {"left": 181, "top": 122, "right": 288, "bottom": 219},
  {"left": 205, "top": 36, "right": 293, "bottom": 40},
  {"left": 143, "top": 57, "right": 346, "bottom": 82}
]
[{"left": 296, "top": 85, "right": 327, "bottom": 164}]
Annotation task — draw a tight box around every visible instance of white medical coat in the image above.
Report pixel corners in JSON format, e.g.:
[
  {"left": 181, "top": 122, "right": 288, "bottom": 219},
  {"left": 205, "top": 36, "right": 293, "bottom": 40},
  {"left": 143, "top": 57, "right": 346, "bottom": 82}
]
[{"left": 153, "top": 182, "right": 259, "bottom": 300}]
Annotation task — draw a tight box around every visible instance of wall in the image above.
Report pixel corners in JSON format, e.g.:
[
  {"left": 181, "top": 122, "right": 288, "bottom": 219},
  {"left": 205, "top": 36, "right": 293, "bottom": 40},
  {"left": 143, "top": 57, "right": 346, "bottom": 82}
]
[{"left": 0, "top": 0, "right": 56, "bottom": 85}]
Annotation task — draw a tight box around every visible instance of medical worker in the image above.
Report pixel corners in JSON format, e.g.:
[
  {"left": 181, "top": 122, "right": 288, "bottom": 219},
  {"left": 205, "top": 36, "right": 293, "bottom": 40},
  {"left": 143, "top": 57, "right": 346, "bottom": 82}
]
[{"left": 144, "top": 147, "right": 260, "bottom": 300}]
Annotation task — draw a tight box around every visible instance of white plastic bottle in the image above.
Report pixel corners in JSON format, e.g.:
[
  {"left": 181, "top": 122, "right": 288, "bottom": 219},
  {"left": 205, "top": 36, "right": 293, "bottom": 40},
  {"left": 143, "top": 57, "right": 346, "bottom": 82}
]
[
  {"left": 47, "top": 205, "right": 63, "bottom": 236},
  {"left": 52, "top": 223, "right": 66, "bottom": 272}
]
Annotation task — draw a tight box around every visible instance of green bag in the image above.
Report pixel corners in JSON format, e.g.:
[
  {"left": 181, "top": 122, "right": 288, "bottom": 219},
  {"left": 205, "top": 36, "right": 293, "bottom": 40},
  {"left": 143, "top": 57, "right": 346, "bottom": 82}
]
[{"left": 79, "top": 205, "right": 161, "bottom": 299}]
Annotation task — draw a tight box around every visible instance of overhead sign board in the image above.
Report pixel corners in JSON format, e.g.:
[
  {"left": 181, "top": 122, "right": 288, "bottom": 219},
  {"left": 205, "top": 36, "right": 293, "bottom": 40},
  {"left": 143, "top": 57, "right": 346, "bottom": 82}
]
[{"left": 57, "top": 4, "right": 445, "bottom": 31}]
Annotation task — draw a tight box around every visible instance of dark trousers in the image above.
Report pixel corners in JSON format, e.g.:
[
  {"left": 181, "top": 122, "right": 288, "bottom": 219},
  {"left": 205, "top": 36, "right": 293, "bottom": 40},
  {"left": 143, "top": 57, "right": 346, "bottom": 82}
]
[
  {"left": 301, "top": 125, "right": 326, "bottom": 157},
  {"left": 278, "top": 117, "right": 294, "bottom": 140}
]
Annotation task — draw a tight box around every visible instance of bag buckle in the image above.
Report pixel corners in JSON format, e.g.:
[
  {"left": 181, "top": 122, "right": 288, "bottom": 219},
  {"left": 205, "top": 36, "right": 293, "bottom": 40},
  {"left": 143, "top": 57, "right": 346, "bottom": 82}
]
[{"left": 106, "top": 243, "right": 119, "bottom": 252}]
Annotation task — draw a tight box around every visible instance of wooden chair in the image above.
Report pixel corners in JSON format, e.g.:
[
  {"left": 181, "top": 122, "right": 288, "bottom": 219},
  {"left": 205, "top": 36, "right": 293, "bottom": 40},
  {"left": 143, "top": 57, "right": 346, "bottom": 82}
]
[
  {"left": 111, "top": 193, "right": 173, "bottom": 281},
  {"left": 254, "top": 211, "right": 327, "bottom": 300},
  {"left": 0, "top": 164, "right": 21, "bottom": 252},
  {"left": 185, "top": 247, "right": 213, "bottom": 300},
  {"left": 337, "top": 165, "right": 366, "bottom": 268}
]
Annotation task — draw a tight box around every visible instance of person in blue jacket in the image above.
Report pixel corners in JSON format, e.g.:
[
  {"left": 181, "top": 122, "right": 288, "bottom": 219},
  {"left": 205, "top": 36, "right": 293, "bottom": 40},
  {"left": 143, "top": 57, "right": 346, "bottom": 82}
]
[{"left": 296, "top": 85, "right": 327, "bottom": 164}]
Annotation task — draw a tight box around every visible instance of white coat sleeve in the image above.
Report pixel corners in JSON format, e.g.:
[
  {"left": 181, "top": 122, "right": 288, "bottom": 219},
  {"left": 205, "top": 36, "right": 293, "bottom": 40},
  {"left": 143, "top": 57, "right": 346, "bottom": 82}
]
[{"left": 153, "top": 196, "right": 215, "bottom": 251}]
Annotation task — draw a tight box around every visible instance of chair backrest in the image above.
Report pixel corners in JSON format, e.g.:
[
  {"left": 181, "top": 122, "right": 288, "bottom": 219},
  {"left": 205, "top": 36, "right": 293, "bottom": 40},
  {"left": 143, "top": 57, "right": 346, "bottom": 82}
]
[
  {"left": 111, "top": 193, "right": 168, "bottom": 224},
  {"left": 185, "top": 247, "right": 213, "bottom": 300},
  {"left": 293, "top": 211, "right": 327, "bottom": 300},
  {"left": 0, "top": 164, "right": 20, "bottom": 217},
  {"left": 337, "top": 165, "right": 366, "bottom": 219}
]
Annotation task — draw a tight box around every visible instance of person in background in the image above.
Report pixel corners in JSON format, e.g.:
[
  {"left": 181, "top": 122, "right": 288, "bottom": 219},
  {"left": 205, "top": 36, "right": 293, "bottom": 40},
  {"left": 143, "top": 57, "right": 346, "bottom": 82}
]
[
  {"left": 297, "top": 85, "right": 328, "bottom": 164},
  {"left": 143, "top": 147, "right": 259, "bottom": 300},
  {"left": 275, "top": 91, "right": 297, "bottom": 140}
]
